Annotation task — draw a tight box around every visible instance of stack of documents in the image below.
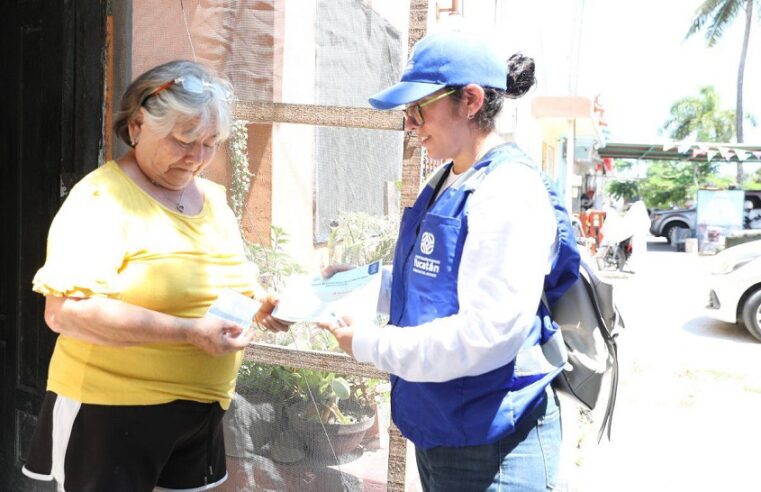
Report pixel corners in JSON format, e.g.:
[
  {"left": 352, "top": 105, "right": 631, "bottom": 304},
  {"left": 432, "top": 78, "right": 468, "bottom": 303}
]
[
  {"left": 272, "top": 261, "right": 382, "bottom": 323},
  {"left": 206, "top": 289, "right": 261, "bottom": 333}
]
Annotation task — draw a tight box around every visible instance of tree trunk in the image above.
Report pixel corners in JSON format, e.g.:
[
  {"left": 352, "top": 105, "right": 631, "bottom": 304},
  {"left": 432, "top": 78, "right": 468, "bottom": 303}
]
[{"left": 735, "top": 0, "right": 753, "bottom": 185}]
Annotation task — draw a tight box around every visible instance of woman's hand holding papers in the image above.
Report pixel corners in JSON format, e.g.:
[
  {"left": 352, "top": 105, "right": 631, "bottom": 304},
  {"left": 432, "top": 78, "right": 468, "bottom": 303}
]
[
  {"left": 187, "top": 316, "right": 257, "bottom": 356},
  {"left": 318, "top": 314, "right": 355, "bottom": 357},
  {"left": 317, "top": 265, "right": 356, "bottom": 356},
  {"left": 255, "top": 295, "right": 291, "bottom": 332}
]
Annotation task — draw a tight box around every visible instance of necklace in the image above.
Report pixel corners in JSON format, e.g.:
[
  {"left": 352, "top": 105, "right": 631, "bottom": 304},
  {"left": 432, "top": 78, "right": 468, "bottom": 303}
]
[
  {"left": 127, "top": 157, "right": 190, "bottom": 213},
  {"left": 152, "top": 180, "right": 188, "bottom": 213}
]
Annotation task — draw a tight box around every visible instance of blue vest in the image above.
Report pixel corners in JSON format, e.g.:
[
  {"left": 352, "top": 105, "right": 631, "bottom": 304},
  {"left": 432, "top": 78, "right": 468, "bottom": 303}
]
[{"left": 389, "top": 143, "right": 580, "bottom": 449}]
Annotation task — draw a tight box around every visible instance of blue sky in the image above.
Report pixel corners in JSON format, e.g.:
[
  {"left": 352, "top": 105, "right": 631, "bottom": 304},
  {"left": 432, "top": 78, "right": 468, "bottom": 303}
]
[{"left": 577, "top": 0, "right": 761, "bottom": 145}]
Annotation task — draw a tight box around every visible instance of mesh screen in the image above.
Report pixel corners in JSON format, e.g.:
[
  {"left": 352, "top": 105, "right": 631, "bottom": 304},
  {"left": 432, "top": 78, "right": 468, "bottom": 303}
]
[
  {"left": 315, "top": 127, "right": 402, "bottom": 242},
  {"left": 131, "top": 1, "right": 416, "bottom": 490},
  {"left": 315, "top": 0, "right": 406, "bottom": 109},
  {"left": 133, "top": 0, "right": 409, "bottom": 105},
  {"left": 224, "top": 359, "right": 392, "bottom": 492}
]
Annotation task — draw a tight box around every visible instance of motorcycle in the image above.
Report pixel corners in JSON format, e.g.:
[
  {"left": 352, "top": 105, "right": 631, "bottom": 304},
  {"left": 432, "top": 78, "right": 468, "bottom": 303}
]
[
  {"left": 593, "top": 203, "right": 649, "bottom": 272},
  {"left": 597, "top": 235, "right": 632, "bottom": 271}
]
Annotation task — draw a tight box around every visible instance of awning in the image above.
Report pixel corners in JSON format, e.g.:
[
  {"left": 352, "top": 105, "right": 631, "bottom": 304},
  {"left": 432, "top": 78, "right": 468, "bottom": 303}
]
[
  {"left": 598, "top": 142, "right": 761, "bottom": 162},
  {"left": 530, "top": 96, "right": 602, "bottom": 141}
]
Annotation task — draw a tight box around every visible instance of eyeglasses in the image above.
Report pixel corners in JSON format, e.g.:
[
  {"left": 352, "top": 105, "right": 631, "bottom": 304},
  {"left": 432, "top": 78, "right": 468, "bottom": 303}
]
[
  {"left": 403, "top": 89, "right": 456, "bottom": 127},
  {"left": 141, "top": 76, "right": 210, "bottom": 106}
]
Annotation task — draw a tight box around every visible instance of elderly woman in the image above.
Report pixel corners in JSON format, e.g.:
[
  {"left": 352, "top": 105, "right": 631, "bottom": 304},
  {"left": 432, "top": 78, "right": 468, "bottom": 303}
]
[{"left": 21, "top": 60, "right": 286, "bottom": 491}]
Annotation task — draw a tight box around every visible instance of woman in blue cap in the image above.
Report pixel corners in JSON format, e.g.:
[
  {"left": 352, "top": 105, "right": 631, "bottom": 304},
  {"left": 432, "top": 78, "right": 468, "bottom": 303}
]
[{"left": 322, "top": 30, "right": 580, "bottom": 491}]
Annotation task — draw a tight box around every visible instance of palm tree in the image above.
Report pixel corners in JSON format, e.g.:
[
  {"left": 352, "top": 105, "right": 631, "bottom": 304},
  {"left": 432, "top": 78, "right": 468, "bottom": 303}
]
[
  {"left": 686, "top": 0, "right": 758, "bottom": 185},
  {"left": 662, "top": 86, "right": 746, "bottom": 190},
  {"left": 663, "top": 86, "right": 736, "bottom": 143}
]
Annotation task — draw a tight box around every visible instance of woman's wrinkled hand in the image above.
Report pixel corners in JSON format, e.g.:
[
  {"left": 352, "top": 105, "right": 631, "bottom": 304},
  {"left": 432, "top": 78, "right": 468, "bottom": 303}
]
[
  {"left": 318, "top": 314, "right": 355, "bottom": 357},
  {"left": 254, "top": 295, "right": 291, "bottom": 332},
  {"left": 186, "top": 317, "right": 256, "bottom": 357}
]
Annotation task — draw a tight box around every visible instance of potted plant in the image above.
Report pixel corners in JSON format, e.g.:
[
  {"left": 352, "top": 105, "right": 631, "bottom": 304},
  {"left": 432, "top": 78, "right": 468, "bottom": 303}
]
[
  {"left": 344, "top": 375, "right": 390, "bottom": 440},
  {"left": 258, "top": 329, "right": 384, "bottom": 462},
  {"left": 279, "top": 369, "right": 376, "bottom": 461},
  {"left": 230, "top": 320, "right": 383, "bottom": 463}
]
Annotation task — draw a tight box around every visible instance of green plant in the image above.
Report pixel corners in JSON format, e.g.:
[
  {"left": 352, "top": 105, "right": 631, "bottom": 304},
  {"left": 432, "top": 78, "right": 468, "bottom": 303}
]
[
  {"left": 346, "top": 375, "right": 389, "bottom": 413},
  {"left": 248, "top": 225, "right": 306, "bottom": 292},
  {"left": 606, "top": 179, "right": 641, "bottom": 204},
  {"left": 628, "top": 160, "right": 734, "bottom": 210},
  {"left": 327, "top": 211, "right": 399, "bottom": 267},
  {"left": 242, "top": 323, "right": 387, "bottom": 424},
  {"left": 236, "top": 361, "right": 298, "bottom": 402},
  {"left": 285, "top": 370, "right": 388, "bottom": 424},
  {"left": 290, "top": 370, "right": 354, "bottom": 424},
  {"left": 237, "top": 360, "right": 385, "bottom": 425}
]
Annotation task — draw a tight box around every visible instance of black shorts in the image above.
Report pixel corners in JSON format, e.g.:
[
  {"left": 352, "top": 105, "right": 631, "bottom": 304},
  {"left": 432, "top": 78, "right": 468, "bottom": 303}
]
[{"left": 22, "top": 392, "right": 227, "bottom": 492}]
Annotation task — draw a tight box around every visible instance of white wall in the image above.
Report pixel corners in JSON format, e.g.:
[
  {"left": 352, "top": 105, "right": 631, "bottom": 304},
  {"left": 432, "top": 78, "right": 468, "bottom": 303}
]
[{"left": 272, "top": 0, "right": 317, "bottom": 267}]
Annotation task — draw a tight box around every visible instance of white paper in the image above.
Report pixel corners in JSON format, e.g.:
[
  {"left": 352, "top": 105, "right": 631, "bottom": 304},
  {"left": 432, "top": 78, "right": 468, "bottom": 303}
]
[
  {"left": 272, "top": 261, "right": 383, "bottom": 323},
  {"left": 206, "top": 289, "right": 261, "bottom": 333}
]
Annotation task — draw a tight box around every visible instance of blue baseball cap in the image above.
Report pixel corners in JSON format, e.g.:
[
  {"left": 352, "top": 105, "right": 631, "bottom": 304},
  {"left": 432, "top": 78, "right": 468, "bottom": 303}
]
[{"left": 369, "top": 30, "right": 507, "bottom": 110}]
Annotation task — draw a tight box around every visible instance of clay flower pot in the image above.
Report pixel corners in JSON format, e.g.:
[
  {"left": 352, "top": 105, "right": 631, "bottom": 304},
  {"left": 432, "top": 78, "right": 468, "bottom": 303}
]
[{"left": 285, "top": 400, "right": 375, "bottom": 461}]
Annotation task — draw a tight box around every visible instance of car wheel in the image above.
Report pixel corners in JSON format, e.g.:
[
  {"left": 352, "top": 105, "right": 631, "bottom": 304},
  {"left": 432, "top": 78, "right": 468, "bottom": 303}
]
[
  {"left": 741, "top": 289, "right": 761, "bottom": 342},
  {"left": 667, "top": 225, "right": 686, "bottom": 248}
]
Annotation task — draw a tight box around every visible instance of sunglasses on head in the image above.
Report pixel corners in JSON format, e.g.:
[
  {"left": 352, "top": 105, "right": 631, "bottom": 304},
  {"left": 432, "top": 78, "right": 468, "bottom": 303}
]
[
  {"left": 403, "top": 88, "right": 457, "bottom": 127},
  {"left": 140, "top": 75, "right": 211, "bottom": 106}
]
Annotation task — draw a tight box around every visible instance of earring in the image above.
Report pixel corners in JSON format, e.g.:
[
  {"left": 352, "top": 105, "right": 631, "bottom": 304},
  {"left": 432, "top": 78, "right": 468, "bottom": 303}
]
[{"left": 467, "top": 113, "right": 474, "bottom": 120}]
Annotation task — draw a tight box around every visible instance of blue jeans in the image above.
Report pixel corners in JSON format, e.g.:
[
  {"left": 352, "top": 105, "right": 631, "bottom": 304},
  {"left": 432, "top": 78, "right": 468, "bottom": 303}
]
[{"left": 414, "top": 387, "right": 561, "bottom": 492}]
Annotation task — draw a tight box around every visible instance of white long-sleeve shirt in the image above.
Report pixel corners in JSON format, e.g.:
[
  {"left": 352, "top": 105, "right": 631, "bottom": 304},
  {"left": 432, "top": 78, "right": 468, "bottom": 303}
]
[{"left": 353, "top": 161, "right": 557, "bottom": 383}]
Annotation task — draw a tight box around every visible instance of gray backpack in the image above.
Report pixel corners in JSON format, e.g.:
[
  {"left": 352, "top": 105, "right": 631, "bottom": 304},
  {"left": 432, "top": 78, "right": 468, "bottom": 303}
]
[{"left": 547, "top": 260, "right": 623, "bottom": 441}]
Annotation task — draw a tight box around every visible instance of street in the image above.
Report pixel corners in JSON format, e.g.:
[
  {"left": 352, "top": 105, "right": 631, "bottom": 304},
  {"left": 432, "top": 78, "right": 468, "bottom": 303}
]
[{"left": 565, "top": 238, "right": 761, "bottom": 491}]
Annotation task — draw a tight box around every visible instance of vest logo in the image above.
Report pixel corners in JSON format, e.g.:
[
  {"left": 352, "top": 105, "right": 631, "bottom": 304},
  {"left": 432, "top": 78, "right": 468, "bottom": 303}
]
[
  {"left": 420, "top": 232, "right": 435, "bottom": 255},
  {"left": 413, "top": 255, "right": 440, "bottom": 278}
]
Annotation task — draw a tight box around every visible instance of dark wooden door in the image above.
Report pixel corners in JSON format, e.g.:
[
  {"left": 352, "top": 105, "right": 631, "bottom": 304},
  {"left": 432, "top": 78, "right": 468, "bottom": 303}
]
[{"left": 0, "top": 1, "right": 105, "bottom": 489}]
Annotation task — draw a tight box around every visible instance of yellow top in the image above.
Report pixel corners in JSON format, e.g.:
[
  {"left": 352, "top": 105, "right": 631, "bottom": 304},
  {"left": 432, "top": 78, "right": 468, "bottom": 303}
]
[{"left": 32, "top": 161, "right": 260, "bottom": 409}]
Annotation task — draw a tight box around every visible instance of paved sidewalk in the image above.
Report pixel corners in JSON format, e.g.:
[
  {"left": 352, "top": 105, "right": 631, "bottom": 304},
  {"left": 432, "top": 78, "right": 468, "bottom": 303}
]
[{"left": 560, "top": 239, "right": 761, "bottom": 491}]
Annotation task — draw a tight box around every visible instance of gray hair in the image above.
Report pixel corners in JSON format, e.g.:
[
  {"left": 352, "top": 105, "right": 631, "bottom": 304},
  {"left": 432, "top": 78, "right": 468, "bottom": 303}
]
[{"left": 113, "top": 60, "right": 234, "bottom": 146}]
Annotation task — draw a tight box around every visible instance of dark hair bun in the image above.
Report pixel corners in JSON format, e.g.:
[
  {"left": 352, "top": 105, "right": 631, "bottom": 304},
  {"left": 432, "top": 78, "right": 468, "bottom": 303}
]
[{"left": 505, "top": 53, "right": 536, "bottom": 98}]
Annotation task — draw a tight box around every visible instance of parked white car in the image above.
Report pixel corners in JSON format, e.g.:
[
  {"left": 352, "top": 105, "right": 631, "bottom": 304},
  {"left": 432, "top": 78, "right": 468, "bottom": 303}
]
[{"left": 706, "top": 240, "right": 761, "bottom": 341}]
